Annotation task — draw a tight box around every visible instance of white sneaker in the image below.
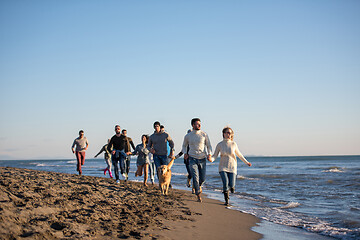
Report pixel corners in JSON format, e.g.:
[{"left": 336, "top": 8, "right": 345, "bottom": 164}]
[
  {"left": 116, "top": 180, "right": 120, "bottom": 184},
  {"left": 122, "top": 173, "right": 126, "bottom": 180}
]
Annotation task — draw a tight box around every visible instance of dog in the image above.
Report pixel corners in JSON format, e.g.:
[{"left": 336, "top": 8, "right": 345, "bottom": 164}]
[{"left": 158, "top": 157, "right": 175, "bottom": 195}]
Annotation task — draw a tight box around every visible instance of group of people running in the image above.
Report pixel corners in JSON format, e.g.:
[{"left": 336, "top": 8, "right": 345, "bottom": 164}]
[{"left": 71, "top": 118, "right": 252, "bottom": 205}]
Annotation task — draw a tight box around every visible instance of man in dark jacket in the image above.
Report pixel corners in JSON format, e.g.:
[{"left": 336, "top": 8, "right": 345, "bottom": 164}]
[
  {"left": 107, "top": 125, "right": 131, "bottom": 183},
  {"left": 121, "top": 129, "right": 136, "bottom": 181}
]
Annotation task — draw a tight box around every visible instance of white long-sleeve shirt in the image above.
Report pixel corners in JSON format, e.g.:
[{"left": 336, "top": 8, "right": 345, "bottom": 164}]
[
  {"left": 212, "top": 139, "right": 249, "bottom": 173},
  {"left": 182, "top": 130, "right": 212, "bottom": 159}
]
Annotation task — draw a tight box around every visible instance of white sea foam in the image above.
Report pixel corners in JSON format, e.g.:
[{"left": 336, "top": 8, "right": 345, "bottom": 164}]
[
  {"left": 278, "top": 202, "right": 301, "bottom": 209},
  {"left": 67, "top": 160, "right": 76, "bottom": 164},
  {"left": 237, "top": 175, "right": 259, "bottom": 180},
  {"left": 322, "top": 167, "right": 345, "bottom": 173}
]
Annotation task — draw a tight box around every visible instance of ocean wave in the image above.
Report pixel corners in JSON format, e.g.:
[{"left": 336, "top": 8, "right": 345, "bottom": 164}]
[
  {"left": 237, "top": 175, "right": 259, "bottom": 180},
  {"left": 67, "top": 160, "right": 77, "bottom": 164},
  {"left": 322, "top": 167, "right": 345, "bottom": 173},
  {"left": 350, "top": 207, "right": 360, "bottom": 212},
  {"left": 236, "top": 206, "right": 359, "bottom": 239},
  {"left": 29, "top": 163, "right": 61, "bottom": 167},
  {"left": 269, "top": 199, "right": 288, "bottom": 205},
  {"left": 277, "top": 202, "right": 300, "bottom": 209}
]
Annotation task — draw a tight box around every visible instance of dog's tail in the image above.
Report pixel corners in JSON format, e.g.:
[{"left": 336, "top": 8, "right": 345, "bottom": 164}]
[{"left": 168, "top": 157, "right": 175, "bottom": 169}]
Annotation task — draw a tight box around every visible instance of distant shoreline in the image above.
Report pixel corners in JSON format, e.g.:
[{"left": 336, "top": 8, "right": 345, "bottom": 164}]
[{"left": 1, "top": 154, "right": 359, "bottom": 161}]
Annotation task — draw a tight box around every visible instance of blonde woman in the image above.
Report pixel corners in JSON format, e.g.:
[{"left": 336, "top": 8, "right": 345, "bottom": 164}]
[{"left": 212, "top": 127, "right": 251, "bottom": 206}]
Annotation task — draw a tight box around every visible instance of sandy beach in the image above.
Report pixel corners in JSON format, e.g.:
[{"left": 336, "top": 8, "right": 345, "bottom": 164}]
[{"left": 0, "top": 167, "right": 261, "bottom": 240}]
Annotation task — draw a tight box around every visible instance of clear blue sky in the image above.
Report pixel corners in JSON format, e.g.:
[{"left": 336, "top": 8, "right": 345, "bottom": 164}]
[{"left": 1, "top": 0, "right": 359, "bottom": 160}]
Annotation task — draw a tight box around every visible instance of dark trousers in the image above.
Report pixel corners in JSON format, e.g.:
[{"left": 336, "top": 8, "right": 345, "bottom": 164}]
[
  {"left": 112, "top": 153, "right": 126, "bottom": 180},
  {"left": 75, "top": 151, "right": 86, "bottom": 173},
  {"left": 125, "top": 156, "right": 131, "bottom": 175}
]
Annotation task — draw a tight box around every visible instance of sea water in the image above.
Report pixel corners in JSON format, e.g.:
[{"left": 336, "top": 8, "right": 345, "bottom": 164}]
[{"left": 1, "top": 155, "right": 359, "bottom": 240}]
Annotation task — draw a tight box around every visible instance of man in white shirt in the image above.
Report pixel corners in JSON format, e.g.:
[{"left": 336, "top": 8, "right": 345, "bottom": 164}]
[{"left": 182, "top": 118, "right": 212, "bottom": 202}]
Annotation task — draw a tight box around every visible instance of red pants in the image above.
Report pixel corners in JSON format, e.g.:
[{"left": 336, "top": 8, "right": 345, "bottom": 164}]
[{"left": 75, "top": 151, "right": 86, "bottom": 173}]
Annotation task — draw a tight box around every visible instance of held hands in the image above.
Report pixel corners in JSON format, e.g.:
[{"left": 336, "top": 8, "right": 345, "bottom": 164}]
[
  {"left": 126, "top": 152, "right": 132, "bottom": 156},
  {"left": 207, "top": 154, "right": 212, "bottom": 162}
]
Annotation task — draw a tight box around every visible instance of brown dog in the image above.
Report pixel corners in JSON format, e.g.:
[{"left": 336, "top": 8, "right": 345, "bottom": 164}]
[{"left": 158, "top": 157, "right": 175, "bottom": 195}]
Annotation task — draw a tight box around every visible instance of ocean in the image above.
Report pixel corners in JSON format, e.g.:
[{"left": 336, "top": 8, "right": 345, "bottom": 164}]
[{"left": 1, "top": 155, "right": 359, "bottom": 240}]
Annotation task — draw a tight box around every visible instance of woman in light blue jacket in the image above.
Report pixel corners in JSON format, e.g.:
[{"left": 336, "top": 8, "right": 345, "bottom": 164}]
[{"left": 133, "top": 135, "right": 150, "bottom": 186}]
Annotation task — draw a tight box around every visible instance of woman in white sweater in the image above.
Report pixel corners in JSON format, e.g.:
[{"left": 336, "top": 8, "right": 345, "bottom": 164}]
[{"left": 212, "top": 127, "right": 252, "bottom": 206}]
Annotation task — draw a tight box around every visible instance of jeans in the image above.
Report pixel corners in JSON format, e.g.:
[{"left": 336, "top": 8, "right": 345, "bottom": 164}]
[
  {"left": 184, "top": 158, "right": 192, "bottom": 179},
  {"left": 148, "top": 161, "right": 156, "bottom": 183},
  {"left": 125, "top": 156, "right": 131, "bottom": 175},
  {"left": 219, "top": 171, "right": 236, "bottom": 192},
  {"left": 153, "top": 154, "right": 169, "bottom": 179},
  {"left": 189, "top": 157, "right": 206, "bottom": 195},
  {"left": 112, "top": 151, "right": 126, "bottom": 180}
]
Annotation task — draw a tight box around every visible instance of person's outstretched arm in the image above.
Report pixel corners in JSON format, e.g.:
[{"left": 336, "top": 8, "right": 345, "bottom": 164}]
[
  {"left": 94, "top": 146, "right": 105, "bottom": 158},
  {"left": 234, "top": 143, "right": 251, "bottom": 166}
]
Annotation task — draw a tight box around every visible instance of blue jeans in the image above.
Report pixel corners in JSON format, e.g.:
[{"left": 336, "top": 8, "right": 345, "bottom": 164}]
[
  {"left": 189, "top": 157, "right": 206, "bottom": 195},
  {"left": 148, "top": 161, "right": 156, "bottom": 183},
  {"left": 219, "top": 171, "right": 236, "bottom": 192},
  {"left": 184, "top": 158, "right": 192, "bottom": 179},
  {"left": 112, "top": 151, "right": 127, "bottom": 180},
  {"left": 153, "top": 154, "right": 169, "bottom": 179}
]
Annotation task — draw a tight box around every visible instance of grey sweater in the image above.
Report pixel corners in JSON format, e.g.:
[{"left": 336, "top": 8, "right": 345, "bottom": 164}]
[
  {"left": 147, "top": 132, "right": 174, "bottom": 156},
  {"left": 72, "top": 137, "right": 88, "bottom": 152}
]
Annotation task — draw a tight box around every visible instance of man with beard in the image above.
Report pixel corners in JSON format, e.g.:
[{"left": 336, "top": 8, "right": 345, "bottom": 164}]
[
  {"left": 107, "top": 125, "right": 132, "bottom": 183},
  {"left": 182, "top": 118, "right": 212, "bottom": 202}
]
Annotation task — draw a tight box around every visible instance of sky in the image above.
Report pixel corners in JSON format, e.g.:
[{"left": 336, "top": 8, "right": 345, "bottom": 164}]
[{"left": 0, "top": 0, "right": 359, "bottom": 160}]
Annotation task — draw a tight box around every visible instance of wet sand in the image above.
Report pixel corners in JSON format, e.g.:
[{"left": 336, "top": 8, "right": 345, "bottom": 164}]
[{"left": 0, "top": 167, "right": 261, "bottom": 239}]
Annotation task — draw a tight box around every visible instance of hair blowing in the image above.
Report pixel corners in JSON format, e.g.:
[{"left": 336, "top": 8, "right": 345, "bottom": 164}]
[{"left": 222, "top": 127, "right": 234, "bottom": 140}]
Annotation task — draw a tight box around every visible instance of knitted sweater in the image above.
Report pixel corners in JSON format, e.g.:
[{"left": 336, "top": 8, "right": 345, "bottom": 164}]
[
  {"left": 212, "top": 139, "right": 249, "bottom": 173},
  {"left": 182, "top": 130, "right": 212, "bottom": 159}
]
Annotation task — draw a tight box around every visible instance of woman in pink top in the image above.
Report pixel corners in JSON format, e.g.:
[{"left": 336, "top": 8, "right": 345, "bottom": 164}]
[{"left": 212, "top": 127, "right": 252, "bottom": 206}]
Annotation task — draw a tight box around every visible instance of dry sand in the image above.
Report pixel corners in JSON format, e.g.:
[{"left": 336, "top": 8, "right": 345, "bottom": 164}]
[{"left": 0, "top": 167, "right": 261, "bottom": 240}]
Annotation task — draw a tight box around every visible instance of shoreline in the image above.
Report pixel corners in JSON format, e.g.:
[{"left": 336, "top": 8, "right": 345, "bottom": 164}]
[{"left": 0, "top": 167, "right": 262, "bottom": 239}]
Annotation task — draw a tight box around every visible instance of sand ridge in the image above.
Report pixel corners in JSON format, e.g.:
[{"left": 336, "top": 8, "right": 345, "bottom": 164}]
[{"left": 0, "top": 167, "right": 195, "bottom": 239}]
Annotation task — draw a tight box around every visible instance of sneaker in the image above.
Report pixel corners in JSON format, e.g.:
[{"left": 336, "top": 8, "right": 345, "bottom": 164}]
[
  {"left": 104, "top": 168, "right": 108, "bottom": 175},
  {"left": 122, "top": 173, "right": 126, "bottom": 179},
  {"left": 109, "top": 171, "right": 113, "bottom": 178},
  {"left": 116, "top": 180, "right": 120, "bottom": 184}
]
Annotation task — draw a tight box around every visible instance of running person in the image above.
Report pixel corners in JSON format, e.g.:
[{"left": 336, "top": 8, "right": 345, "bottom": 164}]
[
  {"left": 182, "top": 118, "right": 212, "bottom": 202},
  {"left": 71, "top": 130, "right": 89, "bottom": 175},
  {"left": 94, "top": 139, "right": 113, "bottom": 178},
  {"left": 212, "top": 126, "right": 252, "bottom": 206}
]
